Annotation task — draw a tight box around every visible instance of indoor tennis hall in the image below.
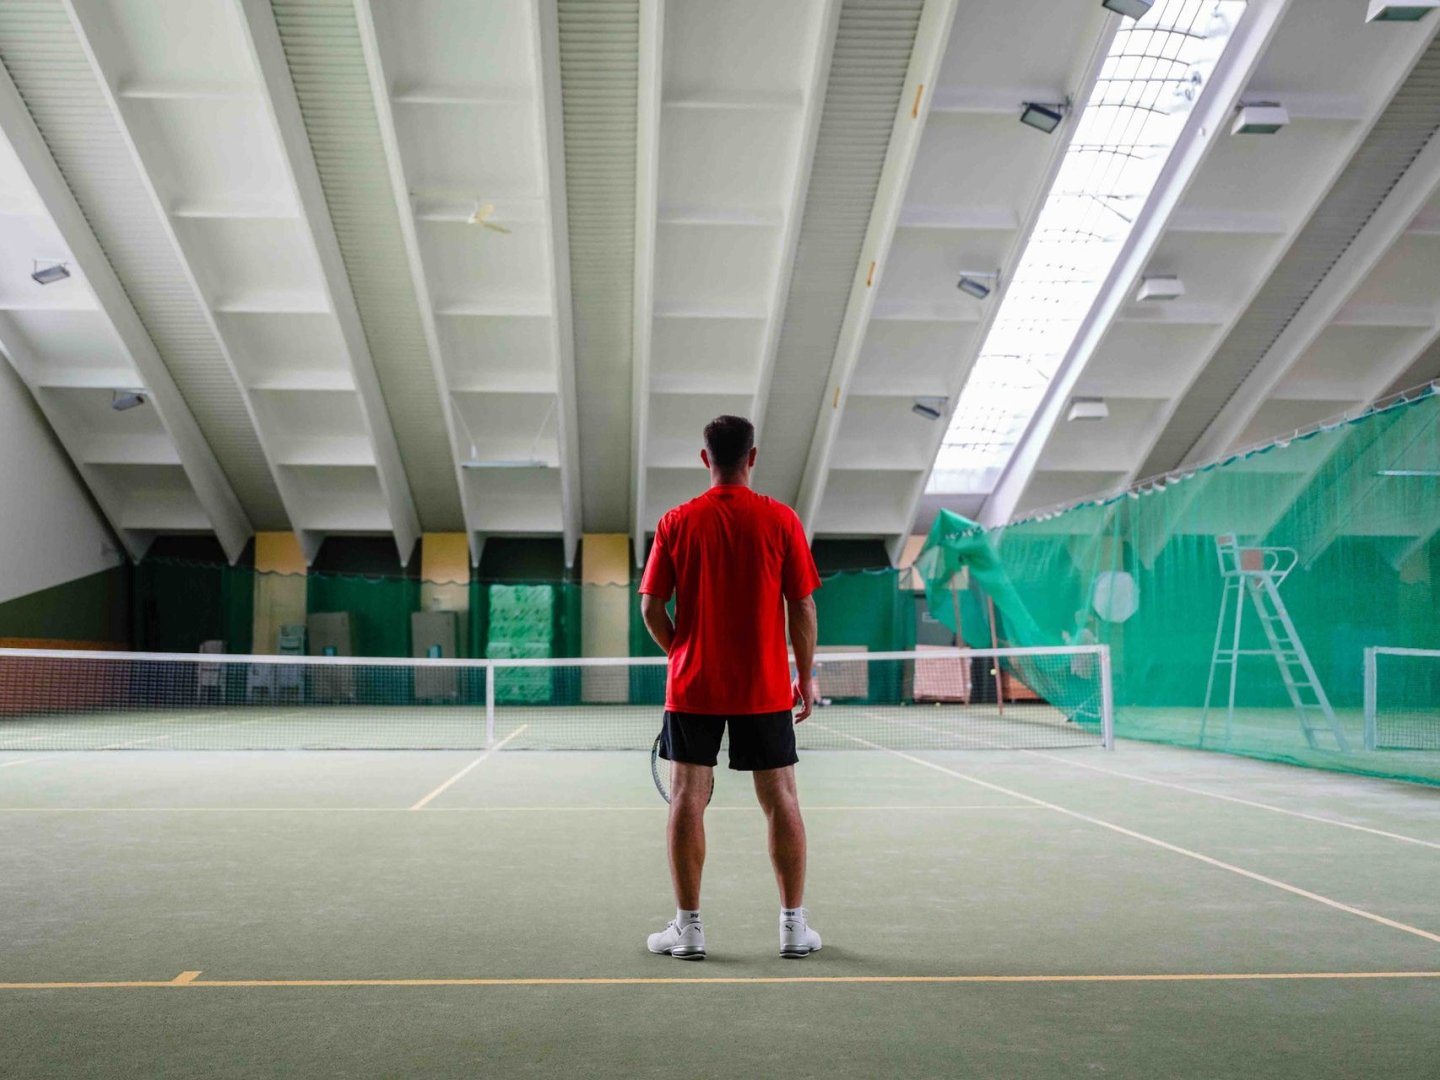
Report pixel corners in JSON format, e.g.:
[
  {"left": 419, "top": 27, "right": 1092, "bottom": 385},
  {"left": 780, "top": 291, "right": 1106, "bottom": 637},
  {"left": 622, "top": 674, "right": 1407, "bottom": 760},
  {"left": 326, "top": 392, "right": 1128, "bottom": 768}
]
[{"left": 2, "top": 0, "right": 1439, "bottom": 1077}]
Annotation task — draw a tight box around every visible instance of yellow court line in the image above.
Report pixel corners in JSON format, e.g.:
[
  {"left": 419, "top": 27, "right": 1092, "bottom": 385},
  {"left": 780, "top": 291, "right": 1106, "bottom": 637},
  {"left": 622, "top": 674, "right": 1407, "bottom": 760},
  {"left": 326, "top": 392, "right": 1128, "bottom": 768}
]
[
  {"left": 808, "top": 723, "right": 1440, "bottom": 946},
  {"left": 2, "top": 971, "right": 1439, "bottom": 991},
  {"left": 410, "top": 725, "right": 528, "bottom": 810},
  {"left": 0, "top": 805, "right": 1041, "bottom": 813}
]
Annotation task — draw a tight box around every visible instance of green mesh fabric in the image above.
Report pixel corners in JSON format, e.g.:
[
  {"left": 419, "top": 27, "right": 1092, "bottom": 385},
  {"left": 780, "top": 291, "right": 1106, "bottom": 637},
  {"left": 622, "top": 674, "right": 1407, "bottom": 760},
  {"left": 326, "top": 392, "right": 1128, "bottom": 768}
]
[{"left": 918, "top": 388, "right": 1440, "bottom": 786}]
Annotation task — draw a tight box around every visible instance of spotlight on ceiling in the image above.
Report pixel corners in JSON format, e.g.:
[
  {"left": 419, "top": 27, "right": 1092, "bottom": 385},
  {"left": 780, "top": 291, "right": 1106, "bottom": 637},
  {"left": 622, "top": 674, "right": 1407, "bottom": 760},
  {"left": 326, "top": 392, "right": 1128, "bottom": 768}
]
[
  {"left": 1020, "top": 102, "right": 1065, "bottom": 134},
  {"left": 111, "top": 390, "right": 147, "bottom": 412},
  {"left": 1102, "top": 0, "right": 1154, "bottom": 19},
  {"left": 1232, "top": 103, "right": 1289, "bottom": 135},
  {"left": 31, "top": 260, "right": 70, "bottom": 286},
  {"left": 1366, "top": 1, "right": 1437, "bottom": 21},
  {"left": 911, "top": 397, "right": 947, "bottom": 421},
  {"left": 1137, "top": 276, "right": 1185, "bottom": 301},
  {"left": 956, "top": 270, "right": 1000, "bottom": 300},
  {"left": 1067, "top": 397, "right": 1109, "bottom": 422}
]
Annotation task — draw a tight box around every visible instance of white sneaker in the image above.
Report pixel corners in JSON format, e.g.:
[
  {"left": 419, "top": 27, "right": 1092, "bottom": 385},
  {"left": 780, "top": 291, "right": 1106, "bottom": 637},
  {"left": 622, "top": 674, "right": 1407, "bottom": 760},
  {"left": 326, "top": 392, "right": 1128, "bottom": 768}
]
[
  {"left": 647, "top": 919, "right": 706, "bottom": 960},
  {"left": 780, "top": 909, "right": 821, "bottom": 959}
]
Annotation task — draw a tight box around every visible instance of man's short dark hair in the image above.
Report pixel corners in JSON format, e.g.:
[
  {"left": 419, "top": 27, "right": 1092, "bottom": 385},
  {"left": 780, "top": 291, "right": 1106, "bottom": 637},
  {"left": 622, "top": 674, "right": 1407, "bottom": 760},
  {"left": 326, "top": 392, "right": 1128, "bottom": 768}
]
[{"left": 704, "top": 415, "right": 755, "bottom": 469}]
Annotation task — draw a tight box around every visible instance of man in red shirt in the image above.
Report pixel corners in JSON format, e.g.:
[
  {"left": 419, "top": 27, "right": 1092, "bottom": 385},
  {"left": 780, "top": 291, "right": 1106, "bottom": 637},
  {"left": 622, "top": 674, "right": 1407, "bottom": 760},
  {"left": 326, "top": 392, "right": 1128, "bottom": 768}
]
[{"left": 639, "top": 415, "right": 823, "bottom": 960}]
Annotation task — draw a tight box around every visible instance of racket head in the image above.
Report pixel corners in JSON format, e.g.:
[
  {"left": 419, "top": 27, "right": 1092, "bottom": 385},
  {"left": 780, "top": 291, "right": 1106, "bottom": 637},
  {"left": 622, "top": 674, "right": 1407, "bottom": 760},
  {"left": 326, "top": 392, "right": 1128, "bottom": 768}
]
[{"left": 651, "top": 731, "right": 714, "bottom": 805}]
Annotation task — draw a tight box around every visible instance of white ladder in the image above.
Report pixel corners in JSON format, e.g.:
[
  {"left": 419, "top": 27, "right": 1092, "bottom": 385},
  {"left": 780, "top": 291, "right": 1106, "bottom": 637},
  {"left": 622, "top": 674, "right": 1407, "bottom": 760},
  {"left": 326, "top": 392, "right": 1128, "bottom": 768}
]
[{"left": 1201, "top": 536, "right": 1349, "bottom": 752}]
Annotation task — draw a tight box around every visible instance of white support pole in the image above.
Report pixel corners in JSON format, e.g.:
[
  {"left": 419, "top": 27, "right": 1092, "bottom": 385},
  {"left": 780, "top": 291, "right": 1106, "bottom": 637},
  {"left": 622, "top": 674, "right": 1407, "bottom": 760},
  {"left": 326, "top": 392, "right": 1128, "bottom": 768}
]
[
  {"left": 1099, "top": 645, "right": 1115, "bottom": 751},
  {"left": 1363, "top": 646, "right": 1377, "bottom": 752},
  {"left": 485, "top": 662, "right": 497, "bottom": 748}
]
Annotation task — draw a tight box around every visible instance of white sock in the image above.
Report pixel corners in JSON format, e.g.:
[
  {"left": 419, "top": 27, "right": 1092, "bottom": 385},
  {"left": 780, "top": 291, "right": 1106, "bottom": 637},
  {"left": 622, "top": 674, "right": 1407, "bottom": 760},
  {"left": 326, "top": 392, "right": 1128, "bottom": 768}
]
[
  {"left": 676, "top": 908, "right": 701, "bottom": 926},
  {"left": 781, "top": 907, "right": 804, "bottom": 922}
]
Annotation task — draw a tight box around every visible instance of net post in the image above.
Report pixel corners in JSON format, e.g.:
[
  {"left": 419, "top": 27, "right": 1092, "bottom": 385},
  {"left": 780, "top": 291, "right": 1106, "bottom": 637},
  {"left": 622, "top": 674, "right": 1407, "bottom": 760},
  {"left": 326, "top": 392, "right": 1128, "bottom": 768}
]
[
  {"left": 485, "top": 662, "right": 496, "bottom": 747},
  {"left": 1362, "top": 647, "right": 1377, "bottom": 752},
  {"left": 1098, "top": 646, "right": 1115, "bottom": 751}
]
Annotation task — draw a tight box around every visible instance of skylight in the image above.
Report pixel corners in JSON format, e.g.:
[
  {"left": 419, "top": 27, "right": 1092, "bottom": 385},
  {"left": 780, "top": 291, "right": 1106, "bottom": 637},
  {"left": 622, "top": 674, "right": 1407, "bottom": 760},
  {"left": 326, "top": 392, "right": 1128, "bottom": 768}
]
[{"left": 927, "top": 0, "right": 1247, "bottom": 497}]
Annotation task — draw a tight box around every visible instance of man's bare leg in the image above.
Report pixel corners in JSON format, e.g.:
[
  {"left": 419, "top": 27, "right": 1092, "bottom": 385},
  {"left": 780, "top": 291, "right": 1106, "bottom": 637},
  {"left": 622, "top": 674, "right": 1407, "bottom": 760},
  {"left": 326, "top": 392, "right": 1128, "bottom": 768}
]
[
  {"left": 668, "top": 762, "right": 712, "bottom": 910},
  {"left": 753, "top": 765, "right": 806, "bottom": 907}
]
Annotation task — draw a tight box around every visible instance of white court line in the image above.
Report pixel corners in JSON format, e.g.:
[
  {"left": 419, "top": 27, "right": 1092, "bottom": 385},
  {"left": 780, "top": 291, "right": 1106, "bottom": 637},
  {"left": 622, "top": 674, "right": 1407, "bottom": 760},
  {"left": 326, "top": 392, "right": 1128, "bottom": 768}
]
[
  {"left": 410, "top": 726, "right": 528, "bottom": 811},
  {"left": 0, "top": 753, "right": 60, "bottom": 770},
  {"left": 858, "top": 708, "right": 1440, "bottom": 852},
  {"left": 809, "top": 721, "right": 1440, "bottom": 946},
  {"left": 1022, "top": 749, "right": 1440, "bottom": 852}
]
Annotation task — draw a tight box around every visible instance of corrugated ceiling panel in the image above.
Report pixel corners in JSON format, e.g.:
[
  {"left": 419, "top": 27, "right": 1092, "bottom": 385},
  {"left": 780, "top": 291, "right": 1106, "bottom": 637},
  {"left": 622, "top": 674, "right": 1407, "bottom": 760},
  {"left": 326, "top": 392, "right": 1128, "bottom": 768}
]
[
  {"left": 271, "top": 0, "right": 462, "bottom": 529},
  {"left": 1141, "top": 38, "right": 1440, "bottom": 478},
  {"left": 558, "top": 0, "right": 637, "bottom": 531},
  {"left": 0, "top": 1, "right": 286, "bottom": 526},
  {"left": 756, "top": 0, "right": 922, "bottom": 505}
]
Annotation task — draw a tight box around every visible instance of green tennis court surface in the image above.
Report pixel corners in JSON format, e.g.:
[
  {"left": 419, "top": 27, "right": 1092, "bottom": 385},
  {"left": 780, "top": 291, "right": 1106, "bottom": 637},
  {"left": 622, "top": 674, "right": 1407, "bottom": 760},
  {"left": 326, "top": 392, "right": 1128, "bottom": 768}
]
[{"left": 2, "top": 740, "right": 1436, "bottom": 1079}]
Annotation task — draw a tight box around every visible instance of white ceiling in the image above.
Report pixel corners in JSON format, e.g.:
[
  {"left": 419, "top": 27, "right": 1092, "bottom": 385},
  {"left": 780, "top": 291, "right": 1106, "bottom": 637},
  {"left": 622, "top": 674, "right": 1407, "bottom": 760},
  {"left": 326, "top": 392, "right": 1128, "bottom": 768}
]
[{"left": 0, "top": 0, "right": 1437, "bottom": 566}]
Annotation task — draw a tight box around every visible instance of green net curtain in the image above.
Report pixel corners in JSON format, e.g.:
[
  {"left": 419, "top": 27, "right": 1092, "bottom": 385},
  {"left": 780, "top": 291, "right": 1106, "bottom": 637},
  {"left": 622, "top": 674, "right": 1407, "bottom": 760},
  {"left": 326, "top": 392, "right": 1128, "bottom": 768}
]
[
  {"left": 918, "top": 388, "right": 1440, "bottom": 785},
  {"left": 132, "top": 559, "right": 253, "bottom": 655}
]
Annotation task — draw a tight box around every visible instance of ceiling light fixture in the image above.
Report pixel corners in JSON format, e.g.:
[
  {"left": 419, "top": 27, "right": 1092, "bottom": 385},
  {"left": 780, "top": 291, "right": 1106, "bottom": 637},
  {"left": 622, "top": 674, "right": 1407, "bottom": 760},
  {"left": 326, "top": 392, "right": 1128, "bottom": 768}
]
[
  {"left": 1365, "top": 1, "right": 1438, "bottom": 21},
  {"left": 1067, "top": 397, "right": 1109, "bottom": 422},
  {"left": 912, "top": 397, "right": 947, "bottom": 421},
  {"left": 956, "top": 270, "right": 1000, "bottom": 300},
  {"left": 461, "top": 458, "right": 547, "bottom": 469},
  {"left": 1231, "top": 102, "right": 1289, "bottom": 134},
  {"left": 1137, "top": 276, "right": 1185, "bottom": 301},
  {"left": 1102, "top": 0, "right": 1154, "bottom": 18},
  {"left": 1377, "top": 469, "right": 1440, "bottom": 477},
  {"left": 110, "top": 390, "right": 147, "bottom": 412},
  {"left": 31, "top": 260, "right": 70, "bottom": 286},
  {"left": 1020, "top": 102, "right": 1066, "bottom": 134}
]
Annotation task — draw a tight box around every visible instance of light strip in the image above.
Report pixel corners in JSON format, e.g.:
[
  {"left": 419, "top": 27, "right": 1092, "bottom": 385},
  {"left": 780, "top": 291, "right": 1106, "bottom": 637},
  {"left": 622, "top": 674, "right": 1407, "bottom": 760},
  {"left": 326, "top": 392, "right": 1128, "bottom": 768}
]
[{"left": 929, "top": 0, "right": 1247, "bottom": 496}]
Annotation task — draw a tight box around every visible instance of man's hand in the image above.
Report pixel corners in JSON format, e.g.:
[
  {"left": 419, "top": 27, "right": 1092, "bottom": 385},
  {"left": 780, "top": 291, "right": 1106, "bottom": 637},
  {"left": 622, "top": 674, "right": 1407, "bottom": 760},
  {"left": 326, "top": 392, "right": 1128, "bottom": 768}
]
[{"left": 792, "top": 676, "right": 814, "bottom": 723}]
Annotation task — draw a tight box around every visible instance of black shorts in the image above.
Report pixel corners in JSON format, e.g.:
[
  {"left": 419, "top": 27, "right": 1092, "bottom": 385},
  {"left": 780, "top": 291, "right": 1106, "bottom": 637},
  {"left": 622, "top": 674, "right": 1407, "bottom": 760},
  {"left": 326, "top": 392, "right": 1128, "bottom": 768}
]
[{"left": 660, "top": 710, "right": 798, "bottom": 772}]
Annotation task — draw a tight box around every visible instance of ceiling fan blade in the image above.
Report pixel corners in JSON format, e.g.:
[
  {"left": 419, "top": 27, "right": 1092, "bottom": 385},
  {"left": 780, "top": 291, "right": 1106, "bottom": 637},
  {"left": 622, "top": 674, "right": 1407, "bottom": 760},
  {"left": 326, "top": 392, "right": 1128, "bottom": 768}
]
[{"left": 484, "top": 222, "right": 512, "bottom": 235}]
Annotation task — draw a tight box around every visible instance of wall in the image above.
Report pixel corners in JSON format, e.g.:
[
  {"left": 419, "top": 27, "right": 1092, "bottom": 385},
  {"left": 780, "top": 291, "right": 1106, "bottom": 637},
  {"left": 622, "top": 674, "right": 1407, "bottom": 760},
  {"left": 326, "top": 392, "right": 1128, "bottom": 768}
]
[{"left": 0, "top": 360, "right": 125, "bottom": 643}]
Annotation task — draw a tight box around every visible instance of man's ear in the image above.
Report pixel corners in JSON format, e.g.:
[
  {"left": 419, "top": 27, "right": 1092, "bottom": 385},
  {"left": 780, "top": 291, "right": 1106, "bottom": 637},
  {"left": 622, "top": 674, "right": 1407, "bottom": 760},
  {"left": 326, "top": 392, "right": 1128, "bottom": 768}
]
[
  {"left": 747, "top": 446, "right": 758, "bottom": 467},
  {"left": 700, "top": 448, "right": 711, "bottom": 469}
]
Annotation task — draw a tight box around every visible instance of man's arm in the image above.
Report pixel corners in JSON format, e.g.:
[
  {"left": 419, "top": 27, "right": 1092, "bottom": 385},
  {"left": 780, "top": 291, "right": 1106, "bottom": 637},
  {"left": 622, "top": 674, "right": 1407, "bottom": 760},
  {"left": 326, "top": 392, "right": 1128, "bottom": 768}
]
[
  {"left": 787, "top": 594, "right": 818, "bottom": 722},
  {"left": 641, "top": 593, "right": 676, "bottom": 656}
]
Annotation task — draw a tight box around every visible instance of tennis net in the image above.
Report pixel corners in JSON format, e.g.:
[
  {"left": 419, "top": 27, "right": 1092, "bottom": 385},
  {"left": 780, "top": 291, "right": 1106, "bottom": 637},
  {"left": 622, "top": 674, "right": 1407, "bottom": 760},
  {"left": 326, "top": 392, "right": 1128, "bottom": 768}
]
[
  {"left": 1364, "top": 647, "right": 1440, "bottom": 751},
  {"left": 0, "top": 646, "right": 1112, "bottom": 752}
]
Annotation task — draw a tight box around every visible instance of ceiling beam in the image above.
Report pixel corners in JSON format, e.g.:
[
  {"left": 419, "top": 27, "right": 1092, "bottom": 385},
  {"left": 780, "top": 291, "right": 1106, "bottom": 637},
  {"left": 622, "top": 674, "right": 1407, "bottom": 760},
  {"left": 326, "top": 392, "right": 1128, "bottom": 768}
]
[
  {"left": 534, "top": 0, "right": 583, "bottom": 569},
  {"left": 980, "top": 0, "right": 1295, "bottom": 530},
  {"left": 236, "top": 11, "right": 424, "bottom": 558},
  {"left": 0, "top": 46, "right": 252, "bottom": 564},
  {"left": 748, "top": 0, "right": 842, "bottom": 444},
  {"left": 235, "top": 0, "right": 422, "bottom": 566},
  {"left": 879, "top": 10, "right": 1118, "bottom": 561},
  {"left": 64, "top": 0, "right": 337, "bottom": 564},
  {"left": 1180, "top": 127, "right": 1440, "bottom": 470},
  {"left": 792, "top": 0, "right": 961, "bottom": 543},
  {"left": 345, "top": 0, "right": 494, "bottom": 564},
  {"left": 629, "top": 0, "right": 664, "bottom": 569}
]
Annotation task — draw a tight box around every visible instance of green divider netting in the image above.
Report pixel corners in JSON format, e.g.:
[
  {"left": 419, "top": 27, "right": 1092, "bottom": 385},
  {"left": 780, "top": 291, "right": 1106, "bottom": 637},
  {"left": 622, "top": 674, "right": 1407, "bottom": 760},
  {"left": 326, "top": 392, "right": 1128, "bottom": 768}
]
[
  {"left": 132, "top": 559, "right": 253, "bottom": 655},
  {"left": 918, "top": 387, "right": 1440, "bottom": 786}
]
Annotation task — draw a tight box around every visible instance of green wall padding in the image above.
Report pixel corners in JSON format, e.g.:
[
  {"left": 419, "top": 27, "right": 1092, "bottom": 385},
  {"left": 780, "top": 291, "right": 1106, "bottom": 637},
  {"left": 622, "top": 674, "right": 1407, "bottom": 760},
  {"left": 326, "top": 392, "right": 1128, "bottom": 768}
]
[{"left": 0, "top": 565, "right": 131, "bottom": 644}]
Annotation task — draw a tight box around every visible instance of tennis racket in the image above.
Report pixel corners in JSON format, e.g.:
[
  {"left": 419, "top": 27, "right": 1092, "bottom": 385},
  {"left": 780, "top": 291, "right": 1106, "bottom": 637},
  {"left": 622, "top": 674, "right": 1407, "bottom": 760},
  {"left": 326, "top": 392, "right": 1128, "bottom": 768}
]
[{"left": 651, "top": 731, "right": 714, "bottom": 805}]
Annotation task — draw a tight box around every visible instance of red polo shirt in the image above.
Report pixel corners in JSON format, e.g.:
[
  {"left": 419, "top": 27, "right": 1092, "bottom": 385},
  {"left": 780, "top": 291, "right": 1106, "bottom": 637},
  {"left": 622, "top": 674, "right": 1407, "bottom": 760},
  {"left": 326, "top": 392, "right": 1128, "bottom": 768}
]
[{"left": 639, "top": 484, "right": 821, "bottom": 714}]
